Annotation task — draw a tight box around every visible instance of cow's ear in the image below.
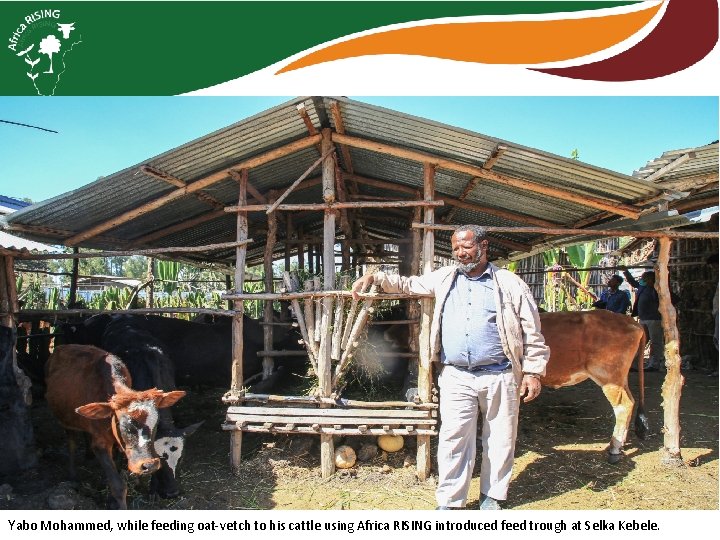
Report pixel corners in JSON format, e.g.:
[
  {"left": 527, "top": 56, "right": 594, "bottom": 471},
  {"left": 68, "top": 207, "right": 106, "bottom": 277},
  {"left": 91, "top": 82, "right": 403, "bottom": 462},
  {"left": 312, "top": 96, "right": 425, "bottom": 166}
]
[
  {"left": 76, "top": 402, "right": 114, "bottom": 419},
  {"left": 156, "top": 390, "right": 186, "bottom": 409}
]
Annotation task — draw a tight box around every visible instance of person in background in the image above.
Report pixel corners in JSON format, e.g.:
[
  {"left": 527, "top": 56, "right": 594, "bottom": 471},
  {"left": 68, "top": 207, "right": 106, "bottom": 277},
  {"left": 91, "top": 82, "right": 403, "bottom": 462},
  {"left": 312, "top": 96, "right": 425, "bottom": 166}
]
[
  {"left": 620, "top": 268, "right": 677, "bottom": 372},
  {"left": 351, "top": 224, "right": 549, "bottom": 510},
  {"left": 592, "top": 274, "right": 631, "bottom": 314}
]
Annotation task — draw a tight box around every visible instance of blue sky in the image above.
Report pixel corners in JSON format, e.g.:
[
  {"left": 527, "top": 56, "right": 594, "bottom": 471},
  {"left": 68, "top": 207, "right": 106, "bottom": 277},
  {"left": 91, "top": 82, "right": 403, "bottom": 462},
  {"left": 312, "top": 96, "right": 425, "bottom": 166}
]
[{"left": 0, "top": 96, "right": 717, "bottom": 203}]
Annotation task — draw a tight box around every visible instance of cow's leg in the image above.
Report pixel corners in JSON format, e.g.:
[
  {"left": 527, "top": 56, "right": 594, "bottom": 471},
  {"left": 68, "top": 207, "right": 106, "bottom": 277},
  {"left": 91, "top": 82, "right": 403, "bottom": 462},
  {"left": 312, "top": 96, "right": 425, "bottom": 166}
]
[
  {"left": 91, "top": 445, "right": 127, "bottom": 509},
  {"left": 83, "top": 432, "right": 94, "bottom": 460},
  {"left": 65, "top": 429, "right": 78, "bottom": 479},
  {"left": 600, "top": 383, "right": 635, "bottom": 464}
]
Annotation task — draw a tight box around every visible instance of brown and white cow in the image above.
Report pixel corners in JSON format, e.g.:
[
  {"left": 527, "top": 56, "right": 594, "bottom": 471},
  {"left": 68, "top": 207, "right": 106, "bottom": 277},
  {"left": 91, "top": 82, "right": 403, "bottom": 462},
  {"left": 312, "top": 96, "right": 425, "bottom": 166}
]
[
  {"left": 45, "top": 344, "right": 185, "bottom": 509},
  {"left": 540, "top": 309, "right": 648, "bottom": 462},
  {"left": 370, "top": 307, "right": 649, "bottom": 462}
]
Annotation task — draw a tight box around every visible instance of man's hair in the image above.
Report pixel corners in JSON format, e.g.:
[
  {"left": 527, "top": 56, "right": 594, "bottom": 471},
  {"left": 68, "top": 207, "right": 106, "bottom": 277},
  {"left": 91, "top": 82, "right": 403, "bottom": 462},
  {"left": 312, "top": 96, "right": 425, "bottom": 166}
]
[
  {"left": 610, "top": 274, "right": 624, "bottom": 284},
  {"left": 453, "top": 224, "right": 487, "bottom": 244},
  {"left": 641, "top": 271, "right": 656, "bottom": 280}
]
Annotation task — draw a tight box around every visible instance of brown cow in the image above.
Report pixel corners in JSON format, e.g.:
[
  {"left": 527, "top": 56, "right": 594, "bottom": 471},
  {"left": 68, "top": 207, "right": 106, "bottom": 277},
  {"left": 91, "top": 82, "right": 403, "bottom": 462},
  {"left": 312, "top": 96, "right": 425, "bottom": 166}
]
[
  {"left": 540, "top": 310, "right": 648, "bottom": 462},
  {"left": 45, "top": 344, "right": 185, "bottom": 509}
]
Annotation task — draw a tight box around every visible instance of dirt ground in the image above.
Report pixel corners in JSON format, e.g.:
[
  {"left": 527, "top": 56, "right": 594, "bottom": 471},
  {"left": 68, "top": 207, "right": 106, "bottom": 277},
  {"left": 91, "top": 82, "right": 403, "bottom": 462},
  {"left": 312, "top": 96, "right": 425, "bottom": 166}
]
[{"left": 1, "top": 366, "right": 717, "bottom": 511}]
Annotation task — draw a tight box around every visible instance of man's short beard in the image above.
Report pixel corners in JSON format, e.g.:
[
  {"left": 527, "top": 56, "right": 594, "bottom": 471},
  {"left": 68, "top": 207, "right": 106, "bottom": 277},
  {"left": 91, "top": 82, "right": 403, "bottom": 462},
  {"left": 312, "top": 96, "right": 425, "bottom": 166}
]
[{"left": 455, "top": 251, "right": 483, "bottom": 274}]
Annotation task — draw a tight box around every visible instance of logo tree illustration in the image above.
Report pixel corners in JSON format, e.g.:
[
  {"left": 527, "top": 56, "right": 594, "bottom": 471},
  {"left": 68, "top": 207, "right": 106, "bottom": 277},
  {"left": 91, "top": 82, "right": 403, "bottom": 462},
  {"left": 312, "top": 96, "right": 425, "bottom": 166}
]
[{"left": 39, "top": 34, "right": 61, "bottom": 74}]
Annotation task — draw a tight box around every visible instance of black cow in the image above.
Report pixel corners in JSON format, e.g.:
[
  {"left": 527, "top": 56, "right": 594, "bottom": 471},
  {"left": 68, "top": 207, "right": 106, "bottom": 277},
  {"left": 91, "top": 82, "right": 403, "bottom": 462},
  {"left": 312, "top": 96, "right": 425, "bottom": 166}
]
[
  {"left": 83, "top": 314, "right": 303, "bottom": 387},
  {"left": 63, "top": 313, "right": 303, "bottom": 386},
  {"left": 99, "top": 321, "right": 202, "bottom": 499}
]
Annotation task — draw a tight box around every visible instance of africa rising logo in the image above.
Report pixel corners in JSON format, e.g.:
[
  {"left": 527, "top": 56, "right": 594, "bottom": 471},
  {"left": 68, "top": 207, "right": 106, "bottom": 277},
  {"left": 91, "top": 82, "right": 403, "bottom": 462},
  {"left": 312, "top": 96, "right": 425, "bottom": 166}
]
[{"left": 7, "top": 9, "right": 81, "bottom": 95}]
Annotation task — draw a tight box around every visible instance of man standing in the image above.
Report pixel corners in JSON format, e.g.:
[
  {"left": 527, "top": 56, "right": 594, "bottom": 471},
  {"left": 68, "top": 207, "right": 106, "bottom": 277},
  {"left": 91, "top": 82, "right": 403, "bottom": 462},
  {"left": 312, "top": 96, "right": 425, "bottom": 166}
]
[
  {"left": 593, "top": 275, "right": 631, "bottom": 314},
  {"left": 621, "top": 268, "right": 664, "bottom": 371},
  {"left": 351, "top": 224, "right": 549, "bottom": 510}
]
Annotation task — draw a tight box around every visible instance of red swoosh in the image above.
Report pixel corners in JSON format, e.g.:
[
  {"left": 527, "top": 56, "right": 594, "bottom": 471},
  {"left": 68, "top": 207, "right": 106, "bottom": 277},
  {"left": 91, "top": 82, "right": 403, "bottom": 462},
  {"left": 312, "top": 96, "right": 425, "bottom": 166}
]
[{"left": 534, "top": 0, "right": 719, "bottom": 81}]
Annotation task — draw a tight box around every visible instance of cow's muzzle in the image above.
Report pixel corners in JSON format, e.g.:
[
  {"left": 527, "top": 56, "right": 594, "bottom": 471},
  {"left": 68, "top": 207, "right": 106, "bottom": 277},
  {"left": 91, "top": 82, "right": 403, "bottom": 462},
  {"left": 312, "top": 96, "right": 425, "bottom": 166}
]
[{"left": 129, "top": 457, "right": 161, "bottom": 476}]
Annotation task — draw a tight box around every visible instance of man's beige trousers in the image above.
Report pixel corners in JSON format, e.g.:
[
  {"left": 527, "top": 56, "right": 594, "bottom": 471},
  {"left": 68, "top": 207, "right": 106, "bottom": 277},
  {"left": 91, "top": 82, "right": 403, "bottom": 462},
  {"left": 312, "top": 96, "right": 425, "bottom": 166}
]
[{"left": 436, "top": 365, "right": 520, "bottom": 507}]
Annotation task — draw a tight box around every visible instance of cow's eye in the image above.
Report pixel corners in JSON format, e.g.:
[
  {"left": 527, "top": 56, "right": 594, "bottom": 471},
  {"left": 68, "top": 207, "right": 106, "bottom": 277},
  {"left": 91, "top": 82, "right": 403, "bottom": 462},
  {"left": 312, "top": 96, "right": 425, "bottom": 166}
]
[{"left": 120, "top": 417, "right": 141, "bottom": 433}]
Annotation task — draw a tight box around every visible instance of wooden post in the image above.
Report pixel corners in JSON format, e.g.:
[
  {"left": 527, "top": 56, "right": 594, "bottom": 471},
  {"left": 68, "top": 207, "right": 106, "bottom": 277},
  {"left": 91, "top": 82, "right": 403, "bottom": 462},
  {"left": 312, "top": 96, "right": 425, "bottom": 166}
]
[
  {"left": 335, "top": 163, "right": 352, "bottom": 272},
  {"left": 285, "top": 214, "right": 293, "bottom": 272},
  {"left": 297, "top": 227, "right": 305, "bottom": 271},
  {"left": 656, "top": 236, "right": 685, "bottom": 465},
  {"left": 263, "top": 195, "right": 278, "bottom": 379},
  {"left": 313, "top": 276, "right": 322, "bottom": 345},
  {"left": 146, "top": 257, "right": 155, "bottom": 309},
  {"left": 407, "top": 207, "right": 422, "bottom": 401},
  {"left": 1, "top": 256, "right": 31, "bottom": 405},
  {"left": 319, "top": 128, "right": 336, "bottom": 478},
  {"left": 230, "top": 169, "right": 248, "bottom": 473},
  {"left": 308, "top": 243, "right": 314, "bottom": 274},
  {"left": 283, "top": 272, "right": 318, "bottom": 374},
  {"left": 68, "top": 247, "right": 79, "bottom": 307},
  {"left": 331, "top": 276, "right": 348, "bottom": 361},
  {"left": 417, "top": 163, "right": 436, "bottom": 481},
  {"left": 303, "top": 279, "right": 318, "bottom": 358},
  {"left": 225, "top": 275, "right": 232, "bottom": 311},
  {"left": 0, "top": 257, "right": 13, "bottom": 329}
]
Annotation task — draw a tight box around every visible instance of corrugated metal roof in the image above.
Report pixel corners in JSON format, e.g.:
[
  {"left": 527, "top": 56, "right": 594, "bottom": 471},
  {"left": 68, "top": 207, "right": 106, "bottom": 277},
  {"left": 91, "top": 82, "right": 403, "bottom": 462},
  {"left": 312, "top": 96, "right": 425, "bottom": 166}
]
[
  {"left": 0, "top": 230, "right": 60, "bottom": 254},
  {"left": 3, "top": 96, "right": 700, "bottom": 267},
  {"left": 633, "top": 142, "right": 718, "bottom": 187},
  {"left": 0, "top": 195, "right": 31, "bottom": 214}
]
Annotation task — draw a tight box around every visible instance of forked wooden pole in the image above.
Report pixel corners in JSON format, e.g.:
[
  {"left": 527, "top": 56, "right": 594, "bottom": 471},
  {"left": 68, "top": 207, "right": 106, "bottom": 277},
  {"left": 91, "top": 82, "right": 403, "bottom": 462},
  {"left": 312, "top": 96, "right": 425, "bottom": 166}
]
[
  {"left": 657, "top": 236, "right": 685, "bottom": 466},
  {"left": 230, "top": 168, "right": 248, "bottom": 473}
]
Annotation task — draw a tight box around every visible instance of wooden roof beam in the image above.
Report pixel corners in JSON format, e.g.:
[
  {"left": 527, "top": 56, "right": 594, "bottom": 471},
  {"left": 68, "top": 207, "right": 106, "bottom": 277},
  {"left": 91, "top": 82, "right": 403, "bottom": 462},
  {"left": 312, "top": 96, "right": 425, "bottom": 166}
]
[
  {"left": 228, "top": 170, "right": 267, "bottom": 204},
  {"left": 131, "top": 208, "right": 227, "bottom": 246},
  {"left": 441, "top": 177, "right": 480, "bottom": 224},
  {"left": 443, "top": 145, "right": 507, "bottom": 224},
  {"left": 225, "top": 200, "right": 444, "bottom": 213},
  {"left": 642, "top": 152, "right": 693, "bottom": 183},
  {"left": 141, "top": 165, "right": 226, "bottom": 209},
  {"left": 329, "top": 100, "right": 354, "bottom": 175},
  {"left": 331, "top": 132, "right": 643, "bottom": 220},
  {"left": 296, "top": 102, "right": 323, "bottom": 157},
  {"left": 130, "top": 182, "right": 292, "bottom": 246},
  {"left": 296, "top": 103, "right": 319, "bottom": 137},
  {"left": 144, "top": 189, "right": 321, "bottom": 251},
  {"left": 412, "top": 222, "right": 719, "bottom": 240},
  {"left": 347, "top": 171, "right": 559, "bottom": 228},
  {"left": 670, "top": 194, "right": 720, "bottom": 214},
  {"left": 573, "top": 175, "right": 717, "bottom": 229},
  {"left": 346, "top": 173, "right": 419, "bottom": 197},
  {"left": 482, "top": 144, "right": 507, "bottom": 171},
  {"left": 64, "top": 134, "right": 321, "bottom": 246},
  {"left": 5, "top": 223, "right": 130, "bottom": 248}
]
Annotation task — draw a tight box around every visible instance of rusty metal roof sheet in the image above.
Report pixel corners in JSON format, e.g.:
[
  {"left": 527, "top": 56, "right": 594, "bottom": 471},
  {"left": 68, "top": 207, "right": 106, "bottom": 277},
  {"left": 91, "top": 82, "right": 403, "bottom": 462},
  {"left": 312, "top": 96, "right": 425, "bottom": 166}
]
[{"left": 2, "top": 96, "right": 690, "bottom": 266}]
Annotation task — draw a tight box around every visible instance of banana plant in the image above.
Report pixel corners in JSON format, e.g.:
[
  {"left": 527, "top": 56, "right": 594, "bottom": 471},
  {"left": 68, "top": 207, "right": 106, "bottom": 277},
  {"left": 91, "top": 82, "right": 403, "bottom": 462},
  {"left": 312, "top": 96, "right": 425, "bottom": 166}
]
[
  {"left": 156, "top": 260, "right": 180, "bottom": 295},
  {"left": 46, "top": 288, "right": 60, "bottom": 311},
  {"left": 565, "top": 241, "right": 602, "bottom": 308}
]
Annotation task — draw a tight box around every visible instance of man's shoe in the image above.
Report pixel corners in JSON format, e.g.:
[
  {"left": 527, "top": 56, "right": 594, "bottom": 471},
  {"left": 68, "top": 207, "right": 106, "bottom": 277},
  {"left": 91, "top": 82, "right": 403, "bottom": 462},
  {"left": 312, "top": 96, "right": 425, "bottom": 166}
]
[{"left": 479, "top": 494, "right": 502, "bottom": 510}]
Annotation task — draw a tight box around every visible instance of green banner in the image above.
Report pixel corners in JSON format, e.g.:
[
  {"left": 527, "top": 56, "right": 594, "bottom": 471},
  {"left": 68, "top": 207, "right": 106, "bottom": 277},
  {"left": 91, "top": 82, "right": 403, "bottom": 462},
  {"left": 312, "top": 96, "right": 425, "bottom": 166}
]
[{"left": 1, "top": 1, "right": 639, "bottom": 95}]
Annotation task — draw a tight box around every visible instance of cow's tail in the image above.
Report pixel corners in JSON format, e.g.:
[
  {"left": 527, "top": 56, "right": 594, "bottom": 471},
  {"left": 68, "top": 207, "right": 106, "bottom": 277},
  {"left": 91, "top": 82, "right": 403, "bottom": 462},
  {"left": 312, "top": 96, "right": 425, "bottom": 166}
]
[{"left": 634, "top": 327, "right": 649, "bottom": 440}]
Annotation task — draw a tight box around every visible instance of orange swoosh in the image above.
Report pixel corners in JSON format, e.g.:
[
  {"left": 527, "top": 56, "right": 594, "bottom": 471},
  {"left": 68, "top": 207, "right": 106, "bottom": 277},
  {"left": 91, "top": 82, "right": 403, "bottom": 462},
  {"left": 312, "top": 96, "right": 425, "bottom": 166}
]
[{"left": 277, "top": 3, "right": 662, "bottom": 74}]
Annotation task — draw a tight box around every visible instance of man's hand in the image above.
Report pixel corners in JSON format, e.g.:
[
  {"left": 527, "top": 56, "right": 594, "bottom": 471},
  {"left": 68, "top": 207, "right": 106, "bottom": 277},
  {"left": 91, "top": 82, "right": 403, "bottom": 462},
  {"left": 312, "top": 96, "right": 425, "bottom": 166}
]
[
  {"left": 520, "top": 374, "right": 542, "bottom": 403},
  {"left": 351, "top": 273, "right": 375, "bottom": 300}
]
